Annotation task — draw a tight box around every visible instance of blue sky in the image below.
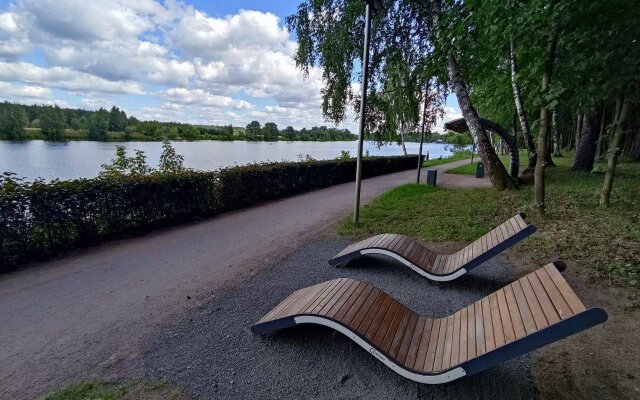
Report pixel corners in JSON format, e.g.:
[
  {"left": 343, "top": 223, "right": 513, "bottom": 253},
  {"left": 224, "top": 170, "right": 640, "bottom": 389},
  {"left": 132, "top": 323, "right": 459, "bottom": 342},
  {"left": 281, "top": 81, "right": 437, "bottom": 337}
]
[{"left": 0, "top": 0, "right": 461, "bottom": 131}]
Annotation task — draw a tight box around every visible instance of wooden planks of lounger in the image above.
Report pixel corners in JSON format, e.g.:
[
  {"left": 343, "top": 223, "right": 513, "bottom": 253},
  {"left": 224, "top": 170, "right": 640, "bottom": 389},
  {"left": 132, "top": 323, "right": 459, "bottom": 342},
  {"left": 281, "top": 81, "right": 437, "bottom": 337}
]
[
  {"left": 251, "top": 262, "right": 607, "bottom": 384},
  {"left": 329, "top": 213, "right": 536, "bottom": 281}
]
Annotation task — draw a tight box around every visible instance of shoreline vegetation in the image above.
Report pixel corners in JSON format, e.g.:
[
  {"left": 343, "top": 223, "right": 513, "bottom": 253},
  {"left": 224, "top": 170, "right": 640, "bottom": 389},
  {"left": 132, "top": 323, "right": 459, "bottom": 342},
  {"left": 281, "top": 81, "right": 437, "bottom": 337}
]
[
  {"left": 0, "top": 153, "right": 421, "bottom": 271},
  {"left": 0, "top": 101, "right": 357, "bottom": 142},
  {"left": 0, "top": 101, "right": 472, "bottom": 145}
]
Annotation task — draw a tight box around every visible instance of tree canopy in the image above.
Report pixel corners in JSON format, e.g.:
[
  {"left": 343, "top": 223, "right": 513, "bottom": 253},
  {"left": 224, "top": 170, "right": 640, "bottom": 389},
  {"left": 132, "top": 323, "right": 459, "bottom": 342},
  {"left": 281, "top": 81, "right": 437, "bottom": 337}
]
[{"left": 288, "top": 0, "right": 640, "bottom": 204}]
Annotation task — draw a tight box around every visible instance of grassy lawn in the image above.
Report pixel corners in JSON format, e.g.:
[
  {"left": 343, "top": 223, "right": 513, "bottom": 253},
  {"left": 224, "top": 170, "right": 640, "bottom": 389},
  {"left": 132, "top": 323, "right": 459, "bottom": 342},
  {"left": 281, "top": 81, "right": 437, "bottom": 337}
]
[
  {"left": 446, "top": 162, "right": 478, "bottom": 175},
  {"left": 341, "top": 156, "right": 640, "bottom": 293},
  {"left": 423, "top": 150, "right": 476, "bottom": 167},
  {"left": 446, "top": 151, "right": 527, "bottom": 175},
  {"left": 45, "top": 380, "right": 187, "bottom": 400}
]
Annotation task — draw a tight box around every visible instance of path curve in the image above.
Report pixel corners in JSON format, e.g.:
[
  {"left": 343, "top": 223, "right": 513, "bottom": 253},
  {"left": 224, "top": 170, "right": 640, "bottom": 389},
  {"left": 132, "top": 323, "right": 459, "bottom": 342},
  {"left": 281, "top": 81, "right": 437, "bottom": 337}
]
[{"left": 0, "top": 158, "right": 488, "bottom": 398}]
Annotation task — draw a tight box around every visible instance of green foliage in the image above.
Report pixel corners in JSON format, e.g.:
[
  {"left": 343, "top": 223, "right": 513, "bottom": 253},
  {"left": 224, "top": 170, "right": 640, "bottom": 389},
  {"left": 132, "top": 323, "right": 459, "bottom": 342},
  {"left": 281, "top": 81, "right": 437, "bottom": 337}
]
[
  {"left": 108, "top": 106, "right": 128, "bottom": 132},
  {"left": 39, "top": 106, "right": 67, "bottom": 141},
  {"left": 0, "top": 102, "right": 28, "bottom": 140},
  {"left": 1, "top": 102, "right": 356, "bottom": 142},
  {"left": 245, "top": 120, "right": 261, "bottom": 140},
  {"left": 159, "top": 140, "right": 185, "bottom": 173},
  {"left": 262, "top": 122, "right": 279, "bottom": 141},
  {"left": 287, "top": 0, "right": 446, "bottom": 141},
  {"left": 0, "top": 155, "right": 420, "bottom": 270},
  {"left": 336, "top": 150, "right": 352, "bottom": 160},
  {"left": 88, "top": 108, "right": 110, "bottom": 140},
  {"left": 100, "top": 146, "right": 131, "bottom": 178},
  {"left": 341, "top": 157, "right": 640, "bottom": 291},
  {"left": 99, "top": 146, "right": 155, "bottom": 178}
]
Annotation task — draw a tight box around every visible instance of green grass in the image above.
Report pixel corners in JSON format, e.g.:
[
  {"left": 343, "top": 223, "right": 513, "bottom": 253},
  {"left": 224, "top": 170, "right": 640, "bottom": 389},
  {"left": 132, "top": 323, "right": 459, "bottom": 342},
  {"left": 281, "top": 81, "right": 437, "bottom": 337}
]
[
  {"left": 446, "top": 162, "right": 479, "bottom": 175},
  {"left": 423, "top": 150, "right": 476, "bottom": 167},
  {"left": 341, "top": 156, "right": 640, "bottom": 293},
  {"left": 45, "top": 380, "right": 186, "bottom": 400},
  {"left": 446, "top": 151, "right": 529, "bottom": 175}
]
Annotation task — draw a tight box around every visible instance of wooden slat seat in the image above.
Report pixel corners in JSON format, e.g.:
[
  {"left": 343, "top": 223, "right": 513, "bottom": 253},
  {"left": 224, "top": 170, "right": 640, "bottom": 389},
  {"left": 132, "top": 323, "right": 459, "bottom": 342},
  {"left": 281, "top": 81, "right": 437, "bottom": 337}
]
[
  {"left": 252, "top": 262, "right": 607, "bottom": 384},
  {"left": 329, "top": 213, "right": 536, "bottom": 281}
]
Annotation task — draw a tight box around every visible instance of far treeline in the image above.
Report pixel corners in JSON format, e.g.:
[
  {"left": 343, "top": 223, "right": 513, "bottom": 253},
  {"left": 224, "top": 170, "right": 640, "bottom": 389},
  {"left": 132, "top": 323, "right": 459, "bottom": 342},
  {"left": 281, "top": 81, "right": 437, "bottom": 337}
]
[
  {"left": 0, "top": 101, "right": 357, "bottom": 142},
  {"left": 288, "top": 0, "right": 640, "bottom": 208}
]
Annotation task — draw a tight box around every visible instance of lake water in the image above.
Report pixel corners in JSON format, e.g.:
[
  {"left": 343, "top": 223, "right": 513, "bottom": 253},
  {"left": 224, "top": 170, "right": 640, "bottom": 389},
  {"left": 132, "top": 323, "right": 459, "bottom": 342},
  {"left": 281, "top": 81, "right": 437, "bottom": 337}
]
[{"left": 0, "top": 140, "right": 453, "bottom": 182}]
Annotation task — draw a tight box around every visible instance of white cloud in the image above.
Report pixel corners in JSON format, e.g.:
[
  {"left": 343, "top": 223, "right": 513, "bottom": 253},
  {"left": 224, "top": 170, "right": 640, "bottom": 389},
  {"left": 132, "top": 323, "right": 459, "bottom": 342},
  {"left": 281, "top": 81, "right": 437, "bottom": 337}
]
[
  {"left": 0, "top": 1, "right": 460, "bottom": 133},
  {"left": 0, "top": 61, "right": 144, "bottom": 94},
  {"left": 158, "top": 88, "right": 254, "bottom": 110},
  {"left": 0, "top": 81, "right": 51, "bottom": 100},
  {"left": 175, "top": 9, "right": 324, "bottom": 109},
  {"left": 0, "top": 12, "right": 31, "bottom": 58},
  {"left": 434, "top": 105, "right": 463, "bottom": 133},
  {"left": 173, "top": 9, "right": 289, "bottom": 57},
  {"left": 18, "top": 0, "right": 167, "bottom": 42}
]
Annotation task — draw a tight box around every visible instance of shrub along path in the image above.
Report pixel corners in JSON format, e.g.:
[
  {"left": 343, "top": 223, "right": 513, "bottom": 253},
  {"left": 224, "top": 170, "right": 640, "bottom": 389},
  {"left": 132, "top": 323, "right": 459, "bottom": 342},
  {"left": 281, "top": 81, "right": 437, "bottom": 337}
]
[{"left": 0, "top": 158, "right": 478, "bottom": 399}]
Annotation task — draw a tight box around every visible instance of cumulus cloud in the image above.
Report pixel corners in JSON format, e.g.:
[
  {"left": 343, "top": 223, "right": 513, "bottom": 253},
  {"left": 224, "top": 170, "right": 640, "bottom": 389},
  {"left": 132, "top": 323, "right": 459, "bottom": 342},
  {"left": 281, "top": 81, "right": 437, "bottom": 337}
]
[
  {"left": 434, "top": 106, "right": 464, "bottom": 133},
  {"left": 158, "top": 88, "right": 253, "bottom": 110},
  {"left": 174, "top": 9, "right": 324, "bottom": 109},
  {"left": 0, "top": 12, "right": 31, "bottom": 58},
  {"left": 173, "top": 9, "right": 290, "bottom": 57},
  {"left": 0, "top": 81, "right": 51, "bottom": 100},
  {"left": 0, "top": 61, "right": 144, "bottom": 94},
  {"left": 0, "top": 0, "right": 458, "bottom": 133}
]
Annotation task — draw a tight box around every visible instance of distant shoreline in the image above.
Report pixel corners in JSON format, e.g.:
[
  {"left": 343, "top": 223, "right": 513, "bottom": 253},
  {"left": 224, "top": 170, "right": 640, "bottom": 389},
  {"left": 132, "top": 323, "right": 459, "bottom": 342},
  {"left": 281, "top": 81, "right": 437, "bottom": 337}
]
[
  {"left": 0, "top": 128, "right": 359, "bottom": 143},
  {"left": 0, "top": 129, "right": 447, "bottom": 144}
]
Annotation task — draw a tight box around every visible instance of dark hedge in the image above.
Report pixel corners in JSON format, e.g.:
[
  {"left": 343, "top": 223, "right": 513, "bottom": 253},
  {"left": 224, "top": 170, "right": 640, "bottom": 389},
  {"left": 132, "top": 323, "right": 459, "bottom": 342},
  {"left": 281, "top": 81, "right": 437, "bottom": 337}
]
[{"left": 0, "top": 155, "right": 420, "bottom": 270}]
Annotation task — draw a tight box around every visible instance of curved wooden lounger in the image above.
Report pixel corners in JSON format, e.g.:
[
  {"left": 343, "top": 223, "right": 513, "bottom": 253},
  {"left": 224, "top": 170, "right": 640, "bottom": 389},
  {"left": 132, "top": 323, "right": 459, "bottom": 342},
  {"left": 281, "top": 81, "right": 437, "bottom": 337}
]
[
  {"left": 329, "top": 213, "right": 536, "bottom": 281},
  {"left": 252, "top": 262, "right": 607, "bottom": 384}
]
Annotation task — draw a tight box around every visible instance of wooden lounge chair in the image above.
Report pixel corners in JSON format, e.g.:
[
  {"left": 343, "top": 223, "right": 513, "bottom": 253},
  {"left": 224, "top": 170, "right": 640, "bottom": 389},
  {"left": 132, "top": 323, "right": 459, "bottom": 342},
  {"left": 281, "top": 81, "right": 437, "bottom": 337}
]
[
  {"left": 329, "top": 213, "right": 536, "bottom": 281},
  {"left": 251, "top": 262, "right": 607, "bottom": 384}
]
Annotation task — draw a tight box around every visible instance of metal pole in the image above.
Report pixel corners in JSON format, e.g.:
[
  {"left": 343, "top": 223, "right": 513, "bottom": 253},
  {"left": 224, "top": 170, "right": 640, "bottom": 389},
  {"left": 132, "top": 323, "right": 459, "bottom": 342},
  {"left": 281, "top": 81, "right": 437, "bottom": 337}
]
[
  {"left": 416, "top": 84, "right": 429, "bottom": 183},
  {"left": 353, "top": 3, "right": 372, "bottom": 224}
]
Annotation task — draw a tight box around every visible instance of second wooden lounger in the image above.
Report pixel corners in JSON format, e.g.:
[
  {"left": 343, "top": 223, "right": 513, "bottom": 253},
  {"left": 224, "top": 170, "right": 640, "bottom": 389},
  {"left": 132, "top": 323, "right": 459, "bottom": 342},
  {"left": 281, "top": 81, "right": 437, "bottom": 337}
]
[
  {"left": 329, "top": 213, "right": 536, "bottom": 281},
  {"left": 252, "top": 262, "right": 607, "bottom": 384}
]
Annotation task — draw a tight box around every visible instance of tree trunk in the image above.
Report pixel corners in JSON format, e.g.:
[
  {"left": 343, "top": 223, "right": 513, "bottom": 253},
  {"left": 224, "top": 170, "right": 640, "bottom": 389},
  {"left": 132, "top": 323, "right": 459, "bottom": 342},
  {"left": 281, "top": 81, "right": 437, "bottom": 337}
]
[
  {"left": 399, "top": 132, "right": 408, "bottom": 155},
  {"left": 601, "top": 95, "right": 631, "bottom": 207},
  {"left": 572, "top": 105, "right": 601, "bottom": 171},
  {"left": 574, "top": 113, "right": 584, "bottom": 150},
  {"left": 510, "top": 41, "right": 537, "bottom": 172},
  {"left": 534, "top": 27, "right": 559, "bottom": 214},
  {"left": 552, "top": 109, "right": 563, "bottom": 156},
  {"left": 594, "top": 105, "right": 607, "bottom": 160},
  {"left": 448, "top": 55, "right": 515, "bottom": 189},
  {"left": 545, "top": 129, "right": 556, "bottom": 166},
  {"left": 433, "top": 0, "right": 514, "bottom": 190},
  {"left": 512, "top": 110, "right": 519, "bottom": 149}
]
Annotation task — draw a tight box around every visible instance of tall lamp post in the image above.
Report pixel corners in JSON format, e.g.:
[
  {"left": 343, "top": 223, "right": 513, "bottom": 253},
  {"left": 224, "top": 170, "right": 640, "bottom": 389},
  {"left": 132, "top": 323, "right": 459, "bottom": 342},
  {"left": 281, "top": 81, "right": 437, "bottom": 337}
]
[
  {"left": 416, "top": 83, "right": 429, "bottom": 183},
  {"left": 354, "top": 0, "right": 383, "bottom": 224}
]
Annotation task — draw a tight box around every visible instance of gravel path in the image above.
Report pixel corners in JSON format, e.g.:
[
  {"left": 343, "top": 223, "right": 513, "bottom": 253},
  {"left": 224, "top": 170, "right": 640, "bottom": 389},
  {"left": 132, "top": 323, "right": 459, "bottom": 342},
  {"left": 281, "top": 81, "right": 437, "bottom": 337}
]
[{"left": 140, "top": 237, "right": 533, "bottom": 400}]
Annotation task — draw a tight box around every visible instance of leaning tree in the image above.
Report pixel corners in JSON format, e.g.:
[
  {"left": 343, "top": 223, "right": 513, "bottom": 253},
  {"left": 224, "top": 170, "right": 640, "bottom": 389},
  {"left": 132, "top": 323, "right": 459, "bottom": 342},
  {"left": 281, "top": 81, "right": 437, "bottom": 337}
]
[{"left": 287, "top": 0, "right": 517, "bottom": 190}]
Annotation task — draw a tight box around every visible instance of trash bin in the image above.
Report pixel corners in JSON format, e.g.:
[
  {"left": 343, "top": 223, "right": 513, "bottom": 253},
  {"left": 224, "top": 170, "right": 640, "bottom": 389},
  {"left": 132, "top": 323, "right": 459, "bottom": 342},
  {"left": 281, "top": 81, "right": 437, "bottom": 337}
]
[
  {"left": 476, "top": 162, "right": 485, "bottom": 178},
  {"left": 427, "top": 169, "right": 437, "bottom": 186}
]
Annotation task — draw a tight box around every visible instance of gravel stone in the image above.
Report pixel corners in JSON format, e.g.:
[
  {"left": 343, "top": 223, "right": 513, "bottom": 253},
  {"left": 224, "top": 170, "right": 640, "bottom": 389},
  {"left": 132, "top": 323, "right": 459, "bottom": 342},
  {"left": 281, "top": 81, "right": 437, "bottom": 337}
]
[{"left": 140, "top": 237, "right": 534, "bottom": 399}]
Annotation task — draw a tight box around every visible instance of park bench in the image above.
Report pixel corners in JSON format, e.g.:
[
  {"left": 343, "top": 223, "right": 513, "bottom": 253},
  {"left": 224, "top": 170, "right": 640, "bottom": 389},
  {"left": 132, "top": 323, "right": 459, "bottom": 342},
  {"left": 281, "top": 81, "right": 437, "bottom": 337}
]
[
  {"left": 252, "top": 262, "right": 607, "bottom": 384},
  {"left": 329, "top": 213, "right": 536, "bottom": 281}
]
